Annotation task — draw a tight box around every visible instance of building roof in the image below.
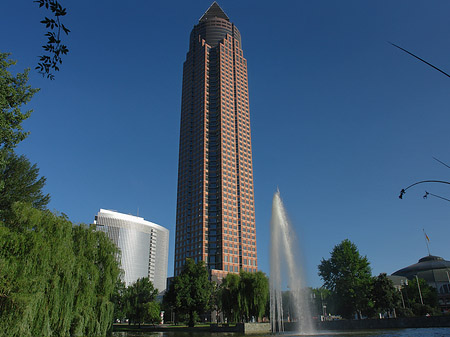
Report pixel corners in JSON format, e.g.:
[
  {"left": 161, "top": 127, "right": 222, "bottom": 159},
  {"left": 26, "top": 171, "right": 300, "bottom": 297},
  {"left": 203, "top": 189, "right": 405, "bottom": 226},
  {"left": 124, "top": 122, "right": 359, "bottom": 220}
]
[
  {"left": 392, "top": 255, "right": 450, "bottom": 279},
  {"left": 199, "top": 2, "right": 229, "bottom": 22},
  {"left": 95, "top": 208, "right": 169, "bottom": 233}
]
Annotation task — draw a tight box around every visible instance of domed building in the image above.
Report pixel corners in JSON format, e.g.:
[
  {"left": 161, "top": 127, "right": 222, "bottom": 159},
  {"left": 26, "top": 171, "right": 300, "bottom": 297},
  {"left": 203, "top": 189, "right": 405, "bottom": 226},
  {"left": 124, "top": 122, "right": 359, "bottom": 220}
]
[{"left": 392, "top": 255, "right": 450, "bottom": 311}]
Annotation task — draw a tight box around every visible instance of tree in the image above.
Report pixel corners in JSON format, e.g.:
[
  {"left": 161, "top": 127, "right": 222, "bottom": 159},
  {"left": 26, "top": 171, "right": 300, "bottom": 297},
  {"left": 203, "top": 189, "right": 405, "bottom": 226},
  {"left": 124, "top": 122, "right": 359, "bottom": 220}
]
[
  {"left": 0, "top": 53, "right": 39, "bottom": 167},
  {"left": 161, "top": 281, "right": 177, "bottom": 324},
  {"left": 170, "top": 259, "right": 212, "bottom": 327},
  {"left": 238, "top": 270, "right": 269, "bottom": 322},
  {"left": 0, "top": 152, "right": 50, "bottom": 221},
  {"left": 219, "top": 271, "right": 269, "bottom": 323},
  {"left": 0, "top": 203, "right": 121, "bottom": 336},
  {"left": 210, "top": 280, "right": 222, "bottom": 323},
  {"left": 220, "top": 272, "right": 240, "bottom": 322},
  {"left": 111, "top": 279, "right": 127, "bottom": 322},
  {"left": 125, "top": 277, "right": 158, "bottom": 327},
  {"left": 402, "top": 277, "right": 440, "bottom": 316},
  {"left": 318, "top": 239, "right": 372, "bottom": 319},
  {"left": 144, "top": 301, "right": 161, "bottom": 325},
  {"left": 371, "top": 273, "right": 401, "bottom": 317}
]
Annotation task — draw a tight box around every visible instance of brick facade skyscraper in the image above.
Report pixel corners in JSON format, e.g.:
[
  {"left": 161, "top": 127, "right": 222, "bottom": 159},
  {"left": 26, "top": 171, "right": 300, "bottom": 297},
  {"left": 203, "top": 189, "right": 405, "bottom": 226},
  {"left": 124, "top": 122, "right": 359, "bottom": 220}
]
[{"left": 175, "top": 2, "right": 257, "bottom": 279}]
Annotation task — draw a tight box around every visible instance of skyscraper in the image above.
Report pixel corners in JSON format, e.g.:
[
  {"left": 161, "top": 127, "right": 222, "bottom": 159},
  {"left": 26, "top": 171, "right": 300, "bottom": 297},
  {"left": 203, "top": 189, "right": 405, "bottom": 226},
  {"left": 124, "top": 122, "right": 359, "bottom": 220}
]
[{"left": 175, "top": 2, "right": 257, "bottom": 279}]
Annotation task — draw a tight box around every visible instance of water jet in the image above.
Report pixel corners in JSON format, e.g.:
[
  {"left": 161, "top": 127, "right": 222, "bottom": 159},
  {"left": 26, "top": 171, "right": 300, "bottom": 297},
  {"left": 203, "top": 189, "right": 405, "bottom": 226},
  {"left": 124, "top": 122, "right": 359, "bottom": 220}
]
[{"left": 270, "top": 189, "right": 315, "bottom": 334}]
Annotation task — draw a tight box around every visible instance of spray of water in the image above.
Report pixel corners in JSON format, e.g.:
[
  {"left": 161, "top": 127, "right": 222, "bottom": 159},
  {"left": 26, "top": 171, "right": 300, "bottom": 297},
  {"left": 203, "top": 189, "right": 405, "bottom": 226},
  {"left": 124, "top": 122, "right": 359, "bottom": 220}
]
[{"left": 270, "top": 189, "right": 315, "bottom": 334}]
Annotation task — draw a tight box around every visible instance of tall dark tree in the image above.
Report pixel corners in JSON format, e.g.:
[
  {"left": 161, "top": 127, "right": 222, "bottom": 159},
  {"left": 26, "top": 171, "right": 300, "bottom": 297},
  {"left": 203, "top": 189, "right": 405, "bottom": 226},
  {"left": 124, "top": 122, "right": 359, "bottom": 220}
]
[
  {"left": 220, "top": 272, "right": 240, "bottom": 322},
  {"left": 125, "top": 277, "right": 158, "bottom": 327},
  {"left": 168, "top": 259, "right": 212, "bottom": 327},
  {"left": 210, "top": 280, "right": 222, "bottom": 323},
  {"left": 162, "top": 281, "right": 177, "bottom": 323},
  {"left": 111, "top": 278, "right": 127, "bottom": 322},
  {"left": 318, "top": 239, "right": 372, "bottom": 319},
  {"left": 0, "top": 152, "right": 50, "bottom": 220},
  {"left": 371, "top": 273, "right": 401, "bottom": 317}
]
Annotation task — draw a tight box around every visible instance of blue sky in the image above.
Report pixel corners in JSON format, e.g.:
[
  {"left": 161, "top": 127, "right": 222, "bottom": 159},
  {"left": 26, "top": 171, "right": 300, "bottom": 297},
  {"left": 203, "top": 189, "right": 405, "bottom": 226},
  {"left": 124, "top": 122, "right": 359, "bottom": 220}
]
[{"left": 2, "top": 0, "right": 450, "bottom": 287}]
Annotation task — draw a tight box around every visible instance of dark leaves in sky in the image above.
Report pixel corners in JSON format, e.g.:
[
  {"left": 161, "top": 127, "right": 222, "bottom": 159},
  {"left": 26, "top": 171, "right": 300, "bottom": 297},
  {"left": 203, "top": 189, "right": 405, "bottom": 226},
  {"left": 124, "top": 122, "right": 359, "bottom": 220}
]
[{"left": 34, "top": 0, "right": 70, "bottom": 80}]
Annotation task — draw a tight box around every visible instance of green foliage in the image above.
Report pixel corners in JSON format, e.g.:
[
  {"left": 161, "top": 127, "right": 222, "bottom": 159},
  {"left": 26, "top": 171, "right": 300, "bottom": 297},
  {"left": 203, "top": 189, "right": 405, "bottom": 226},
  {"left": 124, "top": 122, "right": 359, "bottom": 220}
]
[
  {"left": 34, "top": 0, "right": 70, "bottom": 80},
  {"left": 144, "top": 301, "right": 161, "bottom": 325},
  {"left": 125, "top": 277, "right": 158, "bottom": 327},
  {"left": 318, "top": 239, "right": 372, "bottom": 319},
  {"left": 402, "top": 277, "right": 440, "bottom": 316},
  {"left": 0, "top": 152, "right": 50, "bottom": 221},
  {"left": 238, "top": 270, "right": 269, "bottom": 322},
  {"left": 163, "top": 259, "right": 212, "bottom": 327},
  {"left": 163, "top": 263, "right": 269, "bottom": 325},
  {"left": 177, "top": 259, "right": 212, "bottom": 326},
  {"left": 218, "top": 270, "right": 269, "bottom": 323},
  {"left": 220, "top": 273, "right": 240, "bottom": 322},
  {"left": 371, "top": 273, "right": 401, "bottom": 316},
  {"left": 111, "top": 279, "right": 127, "bottom": 322},
  {"left": 0, "top": 53, "right": 39, "bottom": 168},
  {"left": 0, "top": 203, "right": 121, "bottom": 337},
  {"left": 395, "top": 306, "right": 414, "bottom": 317}
]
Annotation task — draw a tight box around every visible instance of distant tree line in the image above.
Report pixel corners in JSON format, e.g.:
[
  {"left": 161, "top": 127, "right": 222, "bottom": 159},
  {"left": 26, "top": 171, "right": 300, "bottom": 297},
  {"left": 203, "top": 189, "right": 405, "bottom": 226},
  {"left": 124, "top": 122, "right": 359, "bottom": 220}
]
[
  {"left": 109, "top": 260, "right": 270, "bottom": 328},
  {"left": 161, "top": 259, "right": 269, "bottom": 327},
  {"left": 315, "top": 239, "right": 440, "bottom": 320}
]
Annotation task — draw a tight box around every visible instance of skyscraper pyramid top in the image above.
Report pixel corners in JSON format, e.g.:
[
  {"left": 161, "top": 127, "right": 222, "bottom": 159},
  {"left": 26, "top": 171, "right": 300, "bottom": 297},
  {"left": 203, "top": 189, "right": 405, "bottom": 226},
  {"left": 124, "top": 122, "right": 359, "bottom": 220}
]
[{"left": 199, "top": 2, "right": 230, "bottom": 22}]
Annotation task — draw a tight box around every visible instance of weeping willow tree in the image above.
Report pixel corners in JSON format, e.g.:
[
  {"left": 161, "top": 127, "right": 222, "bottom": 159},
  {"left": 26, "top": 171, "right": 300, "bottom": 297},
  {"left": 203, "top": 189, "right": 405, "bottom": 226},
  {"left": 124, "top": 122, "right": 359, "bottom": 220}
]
[
  {"left": 0, "top": 202, "right": 121, "bottom": 337},
  {"left": 238, "top": 271, "right": 269, "bottom": 322},
  {"left": 218, "top": 270, "right": 269, "bottom": 323}
]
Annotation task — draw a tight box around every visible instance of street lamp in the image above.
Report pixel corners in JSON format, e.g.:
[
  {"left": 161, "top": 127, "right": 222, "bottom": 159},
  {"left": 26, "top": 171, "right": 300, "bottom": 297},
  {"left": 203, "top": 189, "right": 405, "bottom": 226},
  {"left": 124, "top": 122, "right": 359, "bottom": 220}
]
[{"left": 399, "top": 180, "right": 450, "bottom": 201}]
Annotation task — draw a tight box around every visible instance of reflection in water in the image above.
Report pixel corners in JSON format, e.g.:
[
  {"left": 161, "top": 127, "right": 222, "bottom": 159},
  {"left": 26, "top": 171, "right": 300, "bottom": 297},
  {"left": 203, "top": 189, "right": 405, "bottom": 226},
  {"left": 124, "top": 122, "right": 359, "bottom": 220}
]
[{"left": 112, "top": 328, "right": 450, "bottom": 337}]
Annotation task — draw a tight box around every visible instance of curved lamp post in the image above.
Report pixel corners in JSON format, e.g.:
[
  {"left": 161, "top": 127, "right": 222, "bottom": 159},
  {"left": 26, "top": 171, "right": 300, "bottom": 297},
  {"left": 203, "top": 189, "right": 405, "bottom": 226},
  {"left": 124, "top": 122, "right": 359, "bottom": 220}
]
[{"left": 399, "top": 180, "right": 450, "bottom": 200}]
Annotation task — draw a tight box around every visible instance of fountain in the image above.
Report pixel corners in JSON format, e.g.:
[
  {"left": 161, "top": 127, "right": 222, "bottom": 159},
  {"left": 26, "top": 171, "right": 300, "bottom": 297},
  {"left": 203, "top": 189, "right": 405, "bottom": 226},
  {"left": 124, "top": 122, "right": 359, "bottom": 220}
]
[{"left": 270, "top": 189, "right": 315, "bottom": 334}]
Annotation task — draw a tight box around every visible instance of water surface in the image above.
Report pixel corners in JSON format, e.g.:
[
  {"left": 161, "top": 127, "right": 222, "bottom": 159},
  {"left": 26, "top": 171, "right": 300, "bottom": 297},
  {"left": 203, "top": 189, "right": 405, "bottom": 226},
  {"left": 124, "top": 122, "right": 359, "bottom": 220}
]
[{"left": 113, "top": 328, "right": 450, "bottom": 337}]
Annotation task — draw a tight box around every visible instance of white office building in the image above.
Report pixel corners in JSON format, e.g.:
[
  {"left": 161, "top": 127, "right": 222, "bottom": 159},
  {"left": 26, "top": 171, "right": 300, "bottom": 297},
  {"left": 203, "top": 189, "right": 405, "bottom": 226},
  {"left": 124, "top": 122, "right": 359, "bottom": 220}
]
[{"left": 94, "top": 209, "right": 169, "bottom": 292}]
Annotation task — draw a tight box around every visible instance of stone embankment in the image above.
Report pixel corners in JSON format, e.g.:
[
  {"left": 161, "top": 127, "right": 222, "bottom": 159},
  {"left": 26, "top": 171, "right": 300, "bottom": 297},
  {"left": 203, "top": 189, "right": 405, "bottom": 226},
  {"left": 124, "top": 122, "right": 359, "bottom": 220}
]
[
  {"left": 283, "top": 315, "right": 450, "bottom": 331},
  {"left": 210, "top": 323, "right": 270, "bottom": 334}
]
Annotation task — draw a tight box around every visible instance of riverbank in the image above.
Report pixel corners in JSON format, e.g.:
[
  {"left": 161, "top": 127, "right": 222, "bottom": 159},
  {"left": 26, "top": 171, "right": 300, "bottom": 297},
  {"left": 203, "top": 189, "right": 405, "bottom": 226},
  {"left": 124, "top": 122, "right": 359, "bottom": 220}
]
[
  {"left": 113, "top": 324, "right": 210, "bottom": 333},
  {"left": 298, "top": 315, "right": 450, "bottom": 331},
  {"left": 115, "top": 316, "right": 450, "bottom": 334},
  {"left": 113, "top": 323, "right": 270, "bottom": 334}
]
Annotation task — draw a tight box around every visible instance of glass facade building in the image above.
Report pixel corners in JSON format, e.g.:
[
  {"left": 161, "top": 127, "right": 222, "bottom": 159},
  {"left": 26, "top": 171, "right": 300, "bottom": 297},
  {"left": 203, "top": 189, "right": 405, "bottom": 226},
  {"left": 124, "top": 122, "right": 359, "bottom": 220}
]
[
  {"left": 175, "top": 2, "right": 257, "bottom": 279},
  {"left": 95, "top": 209, "right": 169, "bottom": 292}
]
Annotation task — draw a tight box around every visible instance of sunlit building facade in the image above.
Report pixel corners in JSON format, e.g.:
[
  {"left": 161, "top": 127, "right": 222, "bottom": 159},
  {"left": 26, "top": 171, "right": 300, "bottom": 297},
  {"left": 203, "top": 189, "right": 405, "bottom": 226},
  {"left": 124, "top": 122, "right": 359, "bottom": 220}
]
[
  {"left": 175, "top": 2, "right": 257, "bottom": 279},
  {"left": 94, "top": 209, "right": 169, "bottom": 292}
]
